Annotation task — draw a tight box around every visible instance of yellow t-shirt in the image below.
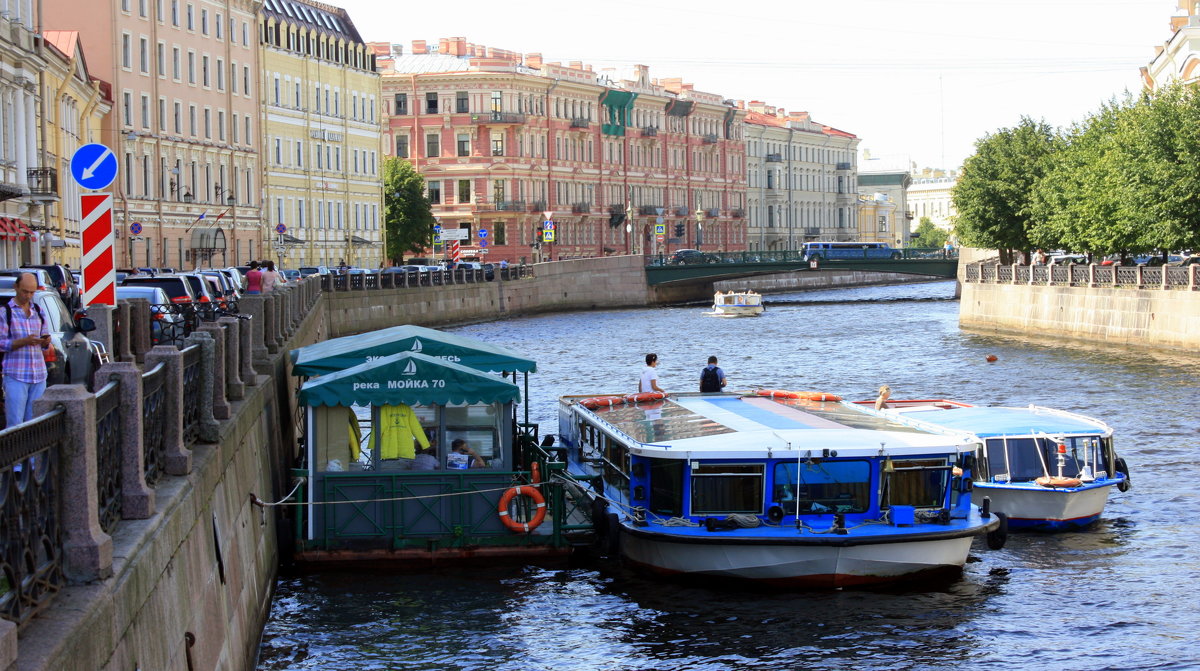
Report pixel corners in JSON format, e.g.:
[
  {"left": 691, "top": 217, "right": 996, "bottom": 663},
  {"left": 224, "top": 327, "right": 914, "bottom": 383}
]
[{"left": 371, "top": 404, "right": 430, "bottom": 460}]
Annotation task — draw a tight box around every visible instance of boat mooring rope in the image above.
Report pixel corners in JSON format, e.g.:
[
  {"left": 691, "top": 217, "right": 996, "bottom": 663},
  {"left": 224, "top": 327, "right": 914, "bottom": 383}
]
[{"left": 249, "top": 478, "right": 546, "bottom": 508}]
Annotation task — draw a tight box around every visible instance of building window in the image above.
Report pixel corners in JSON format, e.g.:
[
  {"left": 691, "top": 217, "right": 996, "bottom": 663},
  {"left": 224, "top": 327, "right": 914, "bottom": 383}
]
[
  {"left": 493, "top": 179, "right": 505, "bottom": 204},
  {"left": 456, "top": 91, "right": 468, "bottom": 113},
  {"left": 458, "top": 180, "right": 471, "bottom": 203},
  {"left": 121, "top": 34, "right": 131, "bottom": 68},
  {"left": 425, "top": 134, "right": 440, "bottom": 158},
  {"left": 425, "top": 92, "right": 438, "bottom": 114},
  {"left": 878, "top": 216, "right": 888, "bottom": 232},
  {"left": 170, "top": 0, "right": 178, "bottom": 25},
  {"left": 491, "top": 135, "right": 504, "bottom": 157},
  {"left": 202, "top": 55, "right": 209, "bottom": 87},
  {"left": 393, "top": 93, "right": 407, "bottom": 115},
  {"left": 456, "top": 134, "right": 470, "bottom": 157},
  {"left": 173, "top": 102, "right": 181, "bottom": 133},
  {"left": 139, "top": 38, "right": 149, "bottom": 73},
  {"left": 428, "top": 181, "right": 441, "bottom": 204},
  {"left": 188, "top": 52, "right": 195, "bottom": 84},
  {"left": 215, "top": 12, "right": 222, "bottom": 39},
  {"left": 186, "top": 3, "right": 193, "bottom": 30},
  {"left": 395, "top": 135, "right": 408, "bottom": 158},
  {"left": 172, "top": 47, "right": 180, "bottom": 79},
  {"left": 122, "top": 92, "right": 132, "bottom": 126},
  {"left": 200, "top": 8, "right": 208, "bottom": 34},
  {"left": 490, "top": 91, "right": 502, "bottom": 113},
  {"left": 140, "top": 94, "right": 150, "bottom": 128}
]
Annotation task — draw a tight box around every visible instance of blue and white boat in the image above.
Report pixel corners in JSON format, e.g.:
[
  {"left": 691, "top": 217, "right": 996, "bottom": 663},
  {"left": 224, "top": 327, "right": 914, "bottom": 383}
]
[
  {"left": 559, "top": 391, "right": 1005, "bottom": 588},
  {"left": 857, "top": 399, "right": 1130, "bottom": 531}
]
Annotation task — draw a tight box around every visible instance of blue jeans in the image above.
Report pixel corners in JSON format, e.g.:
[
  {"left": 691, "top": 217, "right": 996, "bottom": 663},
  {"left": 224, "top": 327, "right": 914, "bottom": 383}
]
[{"left": 4, "top": 376, "right": 47, "bottom": 428}]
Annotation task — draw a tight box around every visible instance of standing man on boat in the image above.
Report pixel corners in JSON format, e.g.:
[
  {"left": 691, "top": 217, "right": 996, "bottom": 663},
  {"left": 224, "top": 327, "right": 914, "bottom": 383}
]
[
  {"left": 640, "top": 353, "right": 665, "bottom": 394},
  {"left": 699, "top": 356, "right": 727, "bottom": 392}
]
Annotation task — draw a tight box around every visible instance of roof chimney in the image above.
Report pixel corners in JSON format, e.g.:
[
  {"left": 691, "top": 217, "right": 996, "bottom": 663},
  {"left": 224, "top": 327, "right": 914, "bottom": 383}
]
[
  {"left": 412, "top": 39, "right": 427, "bottom": 55},
  {"left": 526, "top": 52, "right": 543, "bottom": 69},
  {"left": 438, "top": 37, "right": 450, "bottom": 54}
]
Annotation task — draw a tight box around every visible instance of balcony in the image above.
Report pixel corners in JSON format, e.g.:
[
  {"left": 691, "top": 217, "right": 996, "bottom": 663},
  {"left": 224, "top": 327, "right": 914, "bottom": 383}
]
[
  {"left": 701, "top": 134, "right": 718, "bottom": 145},
  {"left": 569, "top": 118, "right": 590, "bottom": 129},
  {"left": 494, "top": 200, "right": 526, "bottom": 212},
  {"left": 836, "top": 162, "right": 852, "bottom": 171},
  {"left": 674, "top": 206, "right": 688, "bottom": 217},
  {"left": 765, "top": 153, "right": 783, "bottom": 163},
  {"left": 529, "top": 200, "right": 547, "bottom": 213},
  {"left": 705, "top": 207, "right": 720, "bottom": 218},
  {"left": 641, "top": 126, "right": 658, "bottom": 137},
  {"left": 27, "top": 167, "right": 58, "bottom": 202},
  {"left": 638, "top": 205, "right": 661, "bottom": 216},
  {"left": 471, "top": 111, "right": 527, "bottom": 125},
  {"left": 730, "top": 209, "right": 745, "bottom": 218},
  {"left": 805, "top": 227, "right": 821, "bottom": 235},
  {"left": 571, "top": 202, "right": 592, "bottom": 214}
]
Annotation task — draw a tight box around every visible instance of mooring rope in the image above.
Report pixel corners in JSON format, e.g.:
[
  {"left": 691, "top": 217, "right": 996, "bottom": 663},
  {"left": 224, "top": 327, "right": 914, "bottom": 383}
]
[{"left": 250, "top": 478, "right": 546, "bottom": 508}]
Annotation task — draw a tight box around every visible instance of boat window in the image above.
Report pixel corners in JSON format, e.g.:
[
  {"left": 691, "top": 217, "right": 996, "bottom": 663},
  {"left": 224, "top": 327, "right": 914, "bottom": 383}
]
[
  {"left": 444, "top": 403, "right": 501, "bottom": 468},
  {"left": 987, "top": 437, "right": 1096, "bottom": 482},
  {"left": 602, "top": 434, "right": 629, "bottom": 487},
  {"left": 691, "top": 464, "right": 763, "bottom": 515},
  {"left": 649, "top": 458, "right": 684, "bottom": 517},
  {"left": 772, "top": 460, "right": 870, "bottom": 514},
  {"left": 882, "top": 459, "right": 949, "bottom": 509}
]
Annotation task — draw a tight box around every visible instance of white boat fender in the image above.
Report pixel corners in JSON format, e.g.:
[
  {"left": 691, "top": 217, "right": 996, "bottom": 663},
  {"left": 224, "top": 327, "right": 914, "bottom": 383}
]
[
  {"left": 1116, "top": 457, "right": 1131, "bottom": 492},
  {"left": 986, "top": 512, "right": 1008, "bottom": 550}
]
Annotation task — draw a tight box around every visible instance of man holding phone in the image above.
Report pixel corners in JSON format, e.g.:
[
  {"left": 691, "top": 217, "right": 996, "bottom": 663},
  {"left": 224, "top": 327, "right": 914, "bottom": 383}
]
[{"left": 1, "top": 273, "right": 51, "bottom": 427}]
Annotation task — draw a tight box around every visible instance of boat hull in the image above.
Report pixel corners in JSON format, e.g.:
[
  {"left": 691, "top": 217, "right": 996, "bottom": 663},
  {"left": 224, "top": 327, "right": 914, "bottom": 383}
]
[
  {"left": 976, "top": 481, "right": 1113, "bottom": 531},
  {"left": 710, "top": 305, "right": 763, "bottom": 317},
  {"left": 619, "top": 526, "right": 980, "bottom": 588}
]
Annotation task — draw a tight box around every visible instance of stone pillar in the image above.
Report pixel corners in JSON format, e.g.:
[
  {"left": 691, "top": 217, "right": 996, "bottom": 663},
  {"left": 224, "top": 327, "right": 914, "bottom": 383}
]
[
  {"left": 263, "top": 294, "right": 278, "bottom": 354},
  {"left": 114, "top": 302, "right": 134, "bottom": 362},
  {"left": 1088, "top": 264, "right": 1096, "bottom": 288},
  {"left": 125, "top": 299, "right": 152, "bottom": 362},
  {"left": 92, "top": 362, "right": 154, "bottom": 519},
  {"left": 238, "top": 295, "right": 270, "bottom": 368},
  {"left": 144, "top": 345, "right": 191, "bottom": 475},
  {"left": 0, "top": 619, "right": 16, "bottom": 669},
  {"left": 184, "top": 332, "right": 219, "bottom": 441},
  {"left": 218, "top": 316, "right": 244, "bottom": 400},
  {"left": 88, "top": 304, "right": 116, "bottom": 361},
  {"left": 198, "top": 324, "right": 230, "bottom": 420},
  {"left": 32, "top": 385, "right": 114, "bottom": 582},
  {"left": 1190, "top": 264, "right": 1197, "bottom": 292},
  {"left": 238, "top": 313, "right": 259, "bottom": 385}
]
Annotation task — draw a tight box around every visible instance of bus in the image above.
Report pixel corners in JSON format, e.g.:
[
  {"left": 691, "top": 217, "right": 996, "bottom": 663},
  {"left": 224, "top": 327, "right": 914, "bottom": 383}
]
[{"left": 802, "top": 241, "right": 901, "bottom": 261}]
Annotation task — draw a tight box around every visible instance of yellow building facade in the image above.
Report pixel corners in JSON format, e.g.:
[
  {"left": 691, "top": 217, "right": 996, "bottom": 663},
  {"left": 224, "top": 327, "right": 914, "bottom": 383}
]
[
  {"left": 259, "top": 0, "right": 383, "bottom": 269},
  {"left": 42, "top": 32, "right": 113, "bottom": 268}
]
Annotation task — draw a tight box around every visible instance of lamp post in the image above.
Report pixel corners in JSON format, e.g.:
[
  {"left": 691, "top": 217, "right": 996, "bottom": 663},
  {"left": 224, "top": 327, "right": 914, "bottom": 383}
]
[
  {"left": 695, "top": 209, "right": 705, "bottom": 250},
  {"left": 625, "top": 203, "right": 633, "bottom": 255}
]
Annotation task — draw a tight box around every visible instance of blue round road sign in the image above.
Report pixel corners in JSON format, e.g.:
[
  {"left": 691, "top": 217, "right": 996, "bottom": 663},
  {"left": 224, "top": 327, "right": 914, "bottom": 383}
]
[
  {"left": 130, "top": 222, "right": 143, "bottom": 235},
  {"left": 433, "top": 224, "right": 442, "bottom": 233},
  {"left": 70, "top": 143, "right": 118, "bottom": 191},
  {"left": 478, "top": 229, "right": 488, "bottom": 239},
  {"left": 276, "top": 224, "right": 287, "bottom": 234},
  {"left": 480, "top": 240, "right": 489, "bottom": 248}
]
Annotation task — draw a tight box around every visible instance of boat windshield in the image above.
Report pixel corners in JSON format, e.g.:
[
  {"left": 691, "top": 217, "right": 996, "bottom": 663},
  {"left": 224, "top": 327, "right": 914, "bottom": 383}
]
[
  {"left": 773, "top": 460, "right": 870, "bottom": 514},
  {"left": 984, "top": 436, "right": 1103, "bottom": 482}
]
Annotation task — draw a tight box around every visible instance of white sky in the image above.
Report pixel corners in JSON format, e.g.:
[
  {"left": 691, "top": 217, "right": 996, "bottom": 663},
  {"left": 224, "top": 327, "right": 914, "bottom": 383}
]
[{"left": 337, "top": 0, "right": 1176, "bottom": 171}]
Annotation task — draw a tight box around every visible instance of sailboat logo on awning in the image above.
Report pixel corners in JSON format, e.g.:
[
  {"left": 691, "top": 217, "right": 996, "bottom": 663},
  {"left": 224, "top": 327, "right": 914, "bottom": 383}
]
[
  {"left": 402, "top": 360, "right": 418, "bottom": 375},
  {"left": 410, "top": 340, "right": 423, "bottom": 353}
]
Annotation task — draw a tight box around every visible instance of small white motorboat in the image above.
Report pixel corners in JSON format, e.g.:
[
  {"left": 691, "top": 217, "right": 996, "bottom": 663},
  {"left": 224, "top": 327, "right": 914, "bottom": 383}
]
[{"left": 708, "top": 290, "right": 763, "bottom": 317}]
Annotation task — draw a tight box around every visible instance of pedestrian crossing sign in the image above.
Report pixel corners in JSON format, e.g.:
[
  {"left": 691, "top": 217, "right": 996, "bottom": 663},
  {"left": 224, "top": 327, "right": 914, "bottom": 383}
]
[{"left": 542, "top": 229, "right": 555, "bottom": 242}]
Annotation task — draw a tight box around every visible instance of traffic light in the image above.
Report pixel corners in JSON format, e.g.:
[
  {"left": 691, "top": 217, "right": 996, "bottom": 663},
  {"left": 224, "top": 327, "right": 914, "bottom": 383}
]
[{"left": 674, "top": 223, "right": 685, "bottom": 237}]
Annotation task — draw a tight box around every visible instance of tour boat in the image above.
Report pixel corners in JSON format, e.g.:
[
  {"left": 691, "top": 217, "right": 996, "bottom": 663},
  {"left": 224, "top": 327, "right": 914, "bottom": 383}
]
[
  {"left": 558, "top": 390, "right": 1006, "bottom": 588},
  {"left": 856, "top": 399, "right": 1130, "bottom": 531},
  {"left": 708, "top": 290, "right": 764, "bottom": 317}
]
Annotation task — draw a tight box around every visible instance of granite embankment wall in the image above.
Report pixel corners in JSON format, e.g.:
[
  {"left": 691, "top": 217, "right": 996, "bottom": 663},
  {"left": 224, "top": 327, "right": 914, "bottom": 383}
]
[{"left": 713, "top": 269, "right": 939, "bottom": 294}]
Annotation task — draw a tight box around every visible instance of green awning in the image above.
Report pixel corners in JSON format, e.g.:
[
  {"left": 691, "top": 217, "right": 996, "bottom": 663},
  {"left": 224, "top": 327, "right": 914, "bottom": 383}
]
[
  {"left": 289, "top": 324, "right": 537, "bottom": 376},
  {"left": 299, "top": 352, "right": 521, "bottom": 407}
]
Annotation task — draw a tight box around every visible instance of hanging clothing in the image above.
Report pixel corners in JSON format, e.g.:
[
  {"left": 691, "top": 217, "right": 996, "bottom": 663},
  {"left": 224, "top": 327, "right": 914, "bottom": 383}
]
[{"left": 371, "top": 404, "right": 429, "bottom": 460}]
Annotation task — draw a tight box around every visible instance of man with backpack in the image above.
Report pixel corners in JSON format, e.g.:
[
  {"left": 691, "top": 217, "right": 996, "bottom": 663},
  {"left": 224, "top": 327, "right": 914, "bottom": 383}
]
[
  {"left": 699, "top": 355, "right": 727, "bottom": 393},
  {"left": 1, "top": 273, "right": 51, "bottom": 427}
]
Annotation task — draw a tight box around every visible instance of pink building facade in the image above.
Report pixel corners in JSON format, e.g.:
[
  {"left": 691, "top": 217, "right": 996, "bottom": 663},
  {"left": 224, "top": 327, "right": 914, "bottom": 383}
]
[{"left": 375, "top": 38, "right": 748, "bottom": 264}]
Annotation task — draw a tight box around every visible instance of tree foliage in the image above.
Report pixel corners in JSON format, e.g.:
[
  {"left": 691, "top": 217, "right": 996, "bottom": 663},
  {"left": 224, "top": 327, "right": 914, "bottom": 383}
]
[
  {"left": 952, "top": 117, "right": 1060, "bottom": 265},
  {"left": 382, "top": 157, "right": 437, "bottom": 263},
  {"left": 911, "top": 217, "right": 949, "bottom": 249}
]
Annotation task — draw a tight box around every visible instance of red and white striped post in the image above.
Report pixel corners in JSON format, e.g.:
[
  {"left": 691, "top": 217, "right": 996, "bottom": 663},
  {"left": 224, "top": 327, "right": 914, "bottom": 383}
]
[
  {"left": 450, "top": 240, "right": 462, "bottom": 263},
  {"left": 81, "top": 194, "right": 116, "bottom": 306}
]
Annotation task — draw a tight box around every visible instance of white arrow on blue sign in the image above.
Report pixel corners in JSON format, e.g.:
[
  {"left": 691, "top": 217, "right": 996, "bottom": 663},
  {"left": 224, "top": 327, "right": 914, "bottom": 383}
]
[
  {"left": 70, "top": 143, "right": 119, "bottom": 191},
  {"left": 478, "top": 229, "right": 488, "bottom": 239},
  {"left": 433, "top": 224, "right": 442, "bottom": 233},
  {"left": 543, "top": 220, "right": 555, "bottom": 230}
]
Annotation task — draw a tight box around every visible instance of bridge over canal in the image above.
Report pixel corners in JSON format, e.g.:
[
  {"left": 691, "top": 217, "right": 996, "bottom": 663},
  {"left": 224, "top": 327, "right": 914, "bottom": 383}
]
[{"left": 644, "top": 249, "right": 959, "bottom": 286}]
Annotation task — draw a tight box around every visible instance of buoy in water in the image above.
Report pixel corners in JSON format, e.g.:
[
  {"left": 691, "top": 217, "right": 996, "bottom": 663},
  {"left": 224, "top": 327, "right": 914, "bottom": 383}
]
[{"left": 985, "top": 354, "right": 998, "bottom": 362}]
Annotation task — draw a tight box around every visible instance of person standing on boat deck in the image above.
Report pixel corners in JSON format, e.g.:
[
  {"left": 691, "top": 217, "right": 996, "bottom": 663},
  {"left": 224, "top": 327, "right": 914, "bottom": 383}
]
[
  {"left": 699, "top": 356, "right": 727, "bottom": 392},
  {"left": 640, "top": 353, "right": 665, "bottom": 394}
]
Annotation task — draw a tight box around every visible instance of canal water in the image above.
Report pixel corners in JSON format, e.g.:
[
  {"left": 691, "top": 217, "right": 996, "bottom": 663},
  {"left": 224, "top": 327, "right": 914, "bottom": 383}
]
[{"left": 258, "top": 281, "right": 1200, "bottom": 671}]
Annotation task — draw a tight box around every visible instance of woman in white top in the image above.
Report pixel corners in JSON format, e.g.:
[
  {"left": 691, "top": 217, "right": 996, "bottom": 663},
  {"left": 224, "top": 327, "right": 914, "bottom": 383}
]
[
  {"left": 639, "top": 353, "right": 665, "bottom": 393},
  {"left": 261, "top": 259, "right": 286, "bottom": 292}
]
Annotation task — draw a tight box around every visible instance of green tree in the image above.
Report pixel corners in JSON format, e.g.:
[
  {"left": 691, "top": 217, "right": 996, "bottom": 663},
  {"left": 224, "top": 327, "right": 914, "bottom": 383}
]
[
  {"left": 382, "top": 157, "right": 437, "bottom": 263},
  {"left": 910, "top": 217, "right": 949, "bottom": 249},
  {"left": 952, "top": 117, "right": 1061, "bottom": 264}
]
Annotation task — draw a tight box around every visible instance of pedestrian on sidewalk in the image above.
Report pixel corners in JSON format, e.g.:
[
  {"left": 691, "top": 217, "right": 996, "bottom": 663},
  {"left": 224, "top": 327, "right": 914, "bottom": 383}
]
[{"left": 0, "top": 273, "right": 51, "bottom": 427}]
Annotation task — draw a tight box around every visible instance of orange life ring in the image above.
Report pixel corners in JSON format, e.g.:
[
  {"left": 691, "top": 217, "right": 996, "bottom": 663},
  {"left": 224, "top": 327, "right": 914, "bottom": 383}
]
[
  {"left": 624, "top": 392, "right": 666, "bottom": 404},
  {"left": 756, "top": 389, "right": 802, "bottom": 399},
  {"left": 530, "top": 461, "right": 542, "bottom": 484},
  {"left": 579, "top": 396, "right": 625, "bottom": 410},
  {"left": 1035, "top": 476, "right": 1083, "bottom": 488},
  {"left": 796, "top": 391, "right": 842, "bottom": 402},
  {"left": 498, "top": 485, "right": 547, "bottom": 533}
]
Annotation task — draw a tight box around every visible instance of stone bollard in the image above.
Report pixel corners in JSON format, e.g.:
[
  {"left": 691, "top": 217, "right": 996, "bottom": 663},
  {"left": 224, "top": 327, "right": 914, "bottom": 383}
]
[
  {"left": 238, "top": 313, "right": 259, "bottom": 385},
  {"left": 218, "top": 316, "right": 245, "bottom": 400},
  {"left": 273, "top": 289, "right": 287, "bottom": 344},
  {"left": 263, "top": 294, "right": 278, "bottom": 354},
  {"left": 198, "top": 324, "right": 231, "bottom": 420},
  {"left": 88, "top": 304, "right": 116, "bottom": 362},
  {"left": 113, "top": 302, "right": 135, "bottom": 362},
  {"left": 92, "top": 362, "right": 155, "bottom": 519},
  {"left": 184, "top": 332, "right": 219, "bottom": 441},
  {"left": 32, "top": 385, "right": 114, "bottom": 583},
  {"left": 124, "top": 298, "right": 153, "bottom": 362},
  {"left": 143, "top": 345, "right": 191, "bottom": 475},
  {"left": 238, "top": 295, "right": 270, "bottom": 370}
]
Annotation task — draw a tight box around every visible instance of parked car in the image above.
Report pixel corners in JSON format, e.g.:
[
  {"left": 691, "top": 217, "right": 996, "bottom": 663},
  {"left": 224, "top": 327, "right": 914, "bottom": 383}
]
[
  {"left": 480, "top": 263, "right": 496, "bottom": 281},
  {"left": 121, "top": 274, "right": 201, "bottom": 330},
  {"left": 0, "top": 268, "right": 54, "bottom": 292},
  {"left": 298, "top": 266, "right": 331, "bottom": 277},
  {"left": 1048, "top": 254, "right": 1089, "bottom": 265},
  {"left": 281, "top": 269, "right": 300, "bottom": 281},
  {"left": 669, "top": 249, "right": 718, "bottom": 265},
  {"left": 115, "top": 286, "right": 186, "bottom": 346},
  {"left": 0, "top": 288, "right": 99, "bottom": 387},
  {"left": 22, "top": 263, "right": 81, "bottom": 309}
]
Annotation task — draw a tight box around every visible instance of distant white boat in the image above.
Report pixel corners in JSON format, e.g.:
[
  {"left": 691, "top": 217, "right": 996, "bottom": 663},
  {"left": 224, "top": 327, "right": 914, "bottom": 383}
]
[{"left": 708, "top": 290, "right": 763, "bottom": 317}]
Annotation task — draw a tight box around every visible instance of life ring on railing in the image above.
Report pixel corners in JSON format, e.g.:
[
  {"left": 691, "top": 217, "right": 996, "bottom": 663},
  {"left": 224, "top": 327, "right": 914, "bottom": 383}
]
[
  {"left": 756, "top": 389, "right": 802, "bottom": 399},
  {"left": 755, "top": 389, "right": 841, "bottom": 402},
  {"left": 624, "top": 392, "right": 666, "bottom": 404},
  {"left": 530, "top": 461, "right": 542, "bottom": 485},
  {"left": 498, "top": 486, "right": 547, "bottom": 533},
  {"left": 1035, "top": 475, "right": 1083, "bottom": 488},
  {"left": 578, "top": 396, "right": 625, "bottom": 410}
]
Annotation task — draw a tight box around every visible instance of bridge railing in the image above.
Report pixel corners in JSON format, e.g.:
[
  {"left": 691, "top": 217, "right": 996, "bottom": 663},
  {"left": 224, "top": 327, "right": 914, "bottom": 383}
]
[
  {"left": 965, "top": 262, "right": 1199, "bottom": 291},
  {"left": 647, "top": 248, "right": 956, "bottom": 267}
]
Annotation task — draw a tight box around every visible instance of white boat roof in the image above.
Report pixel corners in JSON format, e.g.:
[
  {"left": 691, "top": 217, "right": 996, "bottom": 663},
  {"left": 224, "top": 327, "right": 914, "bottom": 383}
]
[{"left": 568, "top": 393, "right": 976, "bottom": 460}]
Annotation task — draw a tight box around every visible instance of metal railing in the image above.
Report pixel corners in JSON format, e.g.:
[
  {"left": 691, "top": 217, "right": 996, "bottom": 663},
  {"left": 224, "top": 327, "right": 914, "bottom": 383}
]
[
  {"left": 569, "top": 118, "right": 589, "bottom": 128},
  {"left": 646, "top": 247, "right": 957, "bottom": 267},
  {"left": 0, "top": 408, "right": 66, "bottom": 629},
  {"left": 966, "top": 262, "right": 1199, "bottom": 291},
  {"left": 471, "top": 111, "right": 526, "bottom": 124},
  {"left": 638, "top": 205, "right": 661, "bottom": 215},
  {"left": 701, "top": 133, "right": 718, "bottom": 144},
  {"left": 94, "top": 382, "right": 123, "bottom": 534},
  {"left": 322, "top": 265, "right": 533, "bottom": 292},
  {"left": 181, "top": 345, "right": 202, "bottom": 447},
  {"left": 641, "top": 126, "right": 658, "bottom": 137},
  {"left": 765, "top": 153, "right": 783, "bottom": 163},
  {"left": 572, "top": 202, "right": 592, "bottom": 214},
  {"left": 141, "top": 362, "right": 168, "bottom": 487}
]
